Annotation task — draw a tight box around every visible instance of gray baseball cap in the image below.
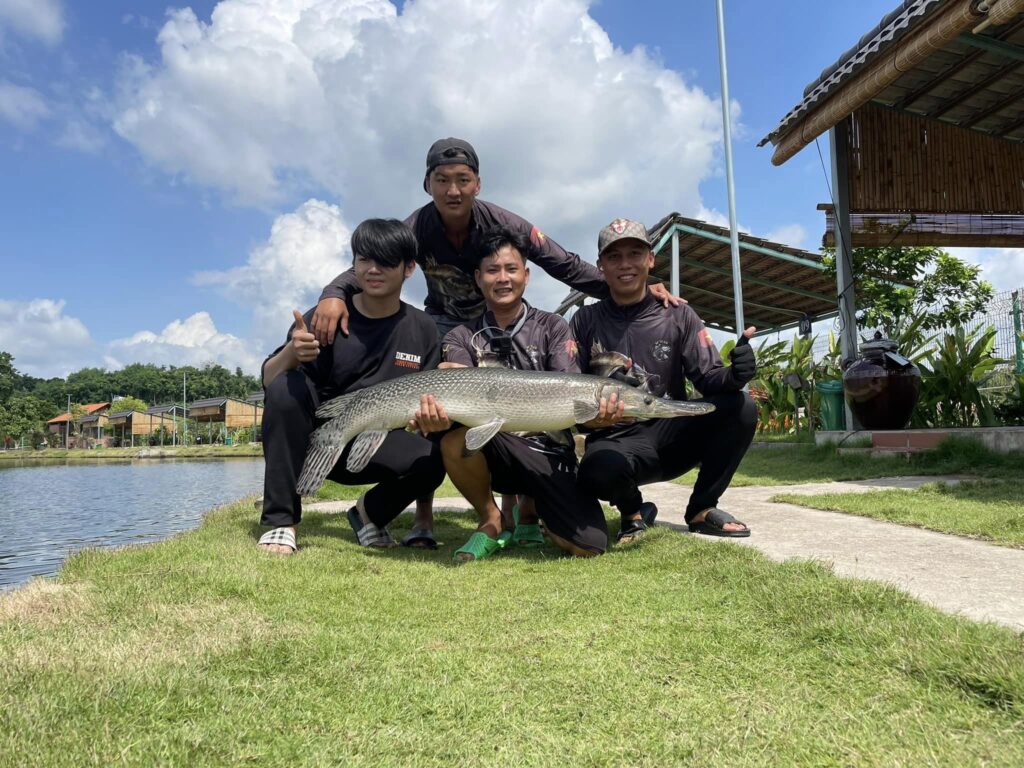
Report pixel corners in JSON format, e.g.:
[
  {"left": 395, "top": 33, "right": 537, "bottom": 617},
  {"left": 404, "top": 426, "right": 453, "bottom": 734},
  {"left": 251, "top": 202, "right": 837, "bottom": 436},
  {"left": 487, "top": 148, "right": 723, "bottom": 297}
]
[{"left": 597, "top": 218, "right": 652, "bottom": 257}]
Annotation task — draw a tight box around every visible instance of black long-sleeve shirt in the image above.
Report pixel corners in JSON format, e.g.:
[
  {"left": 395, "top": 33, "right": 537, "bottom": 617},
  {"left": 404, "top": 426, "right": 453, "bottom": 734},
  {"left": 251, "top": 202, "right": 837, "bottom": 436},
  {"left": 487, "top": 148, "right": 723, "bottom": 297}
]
[
  {"left": 569, "top": 293, "right": 741, "bottom": 401},
  {"left": 320, "top": 199, "right": 608, "bottom": 322}
]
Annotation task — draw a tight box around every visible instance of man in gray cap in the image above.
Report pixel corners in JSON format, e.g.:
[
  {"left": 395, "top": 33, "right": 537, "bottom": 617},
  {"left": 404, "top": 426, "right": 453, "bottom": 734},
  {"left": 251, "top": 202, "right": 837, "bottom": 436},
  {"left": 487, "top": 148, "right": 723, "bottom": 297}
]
[
  {"left": 308, "top": 140, "right": 683, "bottom": 546},
  {"left": 572, "top": 218, "right": 758, "bottom": 541}
]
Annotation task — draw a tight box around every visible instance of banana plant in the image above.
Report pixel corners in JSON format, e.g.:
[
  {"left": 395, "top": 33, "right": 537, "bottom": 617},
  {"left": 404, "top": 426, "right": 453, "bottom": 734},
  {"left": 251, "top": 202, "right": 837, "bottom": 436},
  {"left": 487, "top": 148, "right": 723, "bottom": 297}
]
[{"left": 915, "top": 325, "right": 1005, "bottom": 427}]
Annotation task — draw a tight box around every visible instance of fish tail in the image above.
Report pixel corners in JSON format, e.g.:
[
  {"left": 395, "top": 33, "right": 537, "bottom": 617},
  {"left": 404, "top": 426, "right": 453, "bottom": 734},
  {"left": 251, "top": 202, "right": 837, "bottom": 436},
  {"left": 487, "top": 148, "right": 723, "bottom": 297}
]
[{"left": 296, "top": 428, "right": 347, "bottom": 496}]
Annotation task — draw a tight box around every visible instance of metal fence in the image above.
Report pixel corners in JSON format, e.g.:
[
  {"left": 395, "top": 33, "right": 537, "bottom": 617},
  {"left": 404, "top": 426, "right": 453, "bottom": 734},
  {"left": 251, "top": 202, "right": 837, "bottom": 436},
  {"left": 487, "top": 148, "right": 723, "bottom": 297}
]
[{"left": 807, "top": 286, "right": 1024, "bottom": 372}]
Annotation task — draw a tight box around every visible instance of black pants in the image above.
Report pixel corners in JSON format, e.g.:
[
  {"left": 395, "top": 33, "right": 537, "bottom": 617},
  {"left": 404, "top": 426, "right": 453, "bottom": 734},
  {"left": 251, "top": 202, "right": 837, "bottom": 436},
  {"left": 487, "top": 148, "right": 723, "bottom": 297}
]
[
  {"left": 261, "top": 369, "right": 445, "bottom": 529},
  {"left": 578, "top": 391, "right": 757, "bottom": 523},
  {"left": 483, "top": 433, "right": 608, "bottom": 554}
]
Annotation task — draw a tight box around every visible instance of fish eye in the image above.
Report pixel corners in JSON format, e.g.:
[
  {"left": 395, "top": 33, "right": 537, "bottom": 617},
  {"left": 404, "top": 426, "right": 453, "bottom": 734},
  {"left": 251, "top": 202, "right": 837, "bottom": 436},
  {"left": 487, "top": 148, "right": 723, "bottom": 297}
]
[{"left": 643, "top": 396, "right": 653, "bottom": 405}]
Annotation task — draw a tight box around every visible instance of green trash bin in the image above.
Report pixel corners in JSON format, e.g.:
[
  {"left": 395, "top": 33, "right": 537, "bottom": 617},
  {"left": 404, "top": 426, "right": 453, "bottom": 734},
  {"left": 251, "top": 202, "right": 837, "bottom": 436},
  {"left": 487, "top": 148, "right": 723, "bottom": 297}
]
[
  {"left": 225, "top": 437, "right": 233, "bottom": 446},
  {"left": 816, "top": 380, "right": 846, "bottom": 431}
]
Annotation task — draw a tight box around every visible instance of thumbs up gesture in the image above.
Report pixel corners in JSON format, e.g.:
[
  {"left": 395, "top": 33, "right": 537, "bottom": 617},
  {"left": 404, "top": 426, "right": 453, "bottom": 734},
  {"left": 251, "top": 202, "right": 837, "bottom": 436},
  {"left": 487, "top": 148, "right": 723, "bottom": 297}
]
[
  {"left": 729, "top": 326, "right": 757, "bottom": 385},
  {"left": 289, "top": 309, "right": 320, "bottom": 364}
]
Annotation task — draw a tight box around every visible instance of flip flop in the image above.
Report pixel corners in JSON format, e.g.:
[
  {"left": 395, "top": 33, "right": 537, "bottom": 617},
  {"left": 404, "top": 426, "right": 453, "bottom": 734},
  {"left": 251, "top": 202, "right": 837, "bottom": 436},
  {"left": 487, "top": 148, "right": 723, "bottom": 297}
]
[
  {"left": 257, "top": 527, "right": 296, "bottom": 554},
  {"left": 401, "top": 528, "right": 439, "bottom": 549},
  {"left": 688, "top": 508, "right": 751, "bottom": 538},
  {"left": 511, "top": 504, "right": 544, "bottom": 548},
  {"left": 616, "top": 516, "right": 648, "bottom": 542},
  {"left": 347, "top": 507, "right": 397, "bottom": 548},
  {"left": 453, "top": 531, "right": 503, "bottom": 562}
]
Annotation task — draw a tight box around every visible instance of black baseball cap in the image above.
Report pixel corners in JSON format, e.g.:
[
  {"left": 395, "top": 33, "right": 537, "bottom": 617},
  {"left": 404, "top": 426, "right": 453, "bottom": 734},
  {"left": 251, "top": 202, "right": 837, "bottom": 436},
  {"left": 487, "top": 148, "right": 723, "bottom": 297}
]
[{"left": 423, "top": 138, "right": 479, "bottom": 190}]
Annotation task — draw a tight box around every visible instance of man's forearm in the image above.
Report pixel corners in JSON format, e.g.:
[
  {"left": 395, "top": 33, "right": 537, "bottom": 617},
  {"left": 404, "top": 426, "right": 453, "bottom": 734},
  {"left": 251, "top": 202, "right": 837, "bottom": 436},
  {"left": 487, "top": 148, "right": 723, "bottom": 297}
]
[
  {"left": 319, "top": 267, "right": 359, "bottom": 302},
  {"left": 262, "top": 347, "right": 299, "bottom": 388}
]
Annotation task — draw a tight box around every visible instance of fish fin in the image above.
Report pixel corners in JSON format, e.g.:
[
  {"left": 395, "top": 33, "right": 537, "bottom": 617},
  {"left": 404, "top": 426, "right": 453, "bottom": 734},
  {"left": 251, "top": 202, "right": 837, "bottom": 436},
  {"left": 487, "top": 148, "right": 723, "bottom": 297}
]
[
  {"left": 315, "top": 391, "right": 356, "bottom": 419},
  {"left": 296, "top": 427, "right": 346, "bottom": 496},
  {"left": 573, "top": 400, "right": 600, "bottom": 423},
  {"left": 464, "top": 418, "right": 505, "bottom": 453},
  {"left": 544, "top": 430, "right": 573, "bottom": 447},
  {"left": 345, "top": 430, "right": 389, "bottom": 473}
]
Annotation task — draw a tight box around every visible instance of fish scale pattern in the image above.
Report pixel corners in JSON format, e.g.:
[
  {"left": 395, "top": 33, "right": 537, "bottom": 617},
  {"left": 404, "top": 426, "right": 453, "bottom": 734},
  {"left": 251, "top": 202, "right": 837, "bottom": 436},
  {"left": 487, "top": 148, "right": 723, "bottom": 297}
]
[{"left": 296, "top": 367, "right": 713, "bottom": 495}]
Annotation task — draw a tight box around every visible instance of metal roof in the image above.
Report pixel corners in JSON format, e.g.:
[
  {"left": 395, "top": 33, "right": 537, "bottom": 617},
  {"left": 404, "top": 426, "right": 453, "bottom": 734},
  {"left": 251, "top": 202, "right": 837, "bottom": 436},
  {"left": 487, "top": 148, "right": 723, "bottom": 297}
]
[
  {"left": 245, "top": 392, "right": 264, "bottom": 404},
  {"left": 189, "top": 397, "right": 230, "bottom": 409},
  {"left": 761, "top": 1, "right": 1024, "bottom": 155},
  {"left": 106, "top": 410, "right": 138, "bottom": 420},
  {"left": 146, "top": 404, "right": 184, "bottom": 415},
  {"left": 557, "top": 213, "right": 838, "bottom": 335}
]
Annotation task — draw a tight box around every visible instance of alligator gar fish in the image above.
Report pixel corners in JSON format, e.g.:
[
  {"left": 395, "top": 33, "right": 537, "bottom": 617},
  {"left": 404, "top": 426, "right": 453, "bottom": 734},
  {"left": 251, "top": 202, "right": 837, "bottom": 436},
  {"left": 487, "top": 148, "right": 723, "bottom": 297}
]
[{"left": 295, "top": 367, "right": 714, "bottom": 495}]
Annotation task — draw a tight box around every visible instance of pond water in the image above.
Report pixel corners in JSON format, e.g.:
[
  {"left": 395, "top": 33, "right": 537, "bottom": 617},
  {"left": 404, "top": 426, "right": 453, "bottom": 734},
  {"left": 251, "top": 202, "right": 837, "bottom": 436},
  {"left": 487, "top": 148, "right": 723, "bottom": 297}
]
[{"left": 0, "top": 458, "right": 266, "bottom": 589}]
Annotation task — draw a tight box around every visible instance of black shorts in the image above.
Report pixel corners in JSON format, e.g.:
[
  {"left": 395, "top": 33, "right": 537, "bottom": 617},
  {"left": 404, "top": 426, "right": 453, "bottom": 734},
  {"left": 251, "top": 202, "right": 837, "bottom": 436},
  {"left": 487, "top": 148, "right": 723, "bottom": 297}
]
[{"left": 482, "top": 433, "right": 607, "bottom": 554}]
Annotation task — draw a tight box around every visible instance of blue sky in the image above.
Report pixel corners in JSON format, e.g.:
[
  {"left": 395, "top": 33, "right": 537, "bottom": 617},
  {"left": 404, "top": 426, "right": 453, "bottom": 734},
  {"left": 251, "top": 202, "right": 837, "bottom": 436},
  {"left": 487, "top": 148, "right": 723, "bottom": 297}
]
[{"left": 1, "top": 0, "right": 1020, "bottom": 378}]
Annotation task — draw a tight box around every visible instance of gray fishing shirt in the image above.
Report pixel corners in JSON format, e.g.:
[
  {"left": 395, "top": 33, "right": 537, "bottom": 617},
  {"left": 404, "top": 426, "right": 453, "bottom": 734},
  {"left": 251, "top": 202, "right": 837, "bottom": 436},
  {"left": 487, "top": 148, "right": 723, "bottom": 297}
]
[{"left": 569, "top": 292, "right": 742, "bottom": 402}]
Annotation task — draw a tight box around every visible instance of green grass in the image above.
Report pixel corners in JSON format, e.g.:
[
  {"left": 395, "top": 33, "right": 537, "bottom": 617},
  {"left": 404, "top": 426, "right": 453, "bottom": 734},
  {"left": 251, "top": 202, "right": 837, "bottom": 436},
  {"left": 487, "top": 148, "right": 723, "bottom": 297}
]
[
  {"left": 3, "top": 501, "right": 1024, "bottom": 766},
  {"left": 0, "top": 444, "right": 263, "bottom": 461},
  {"left": 775, "top": 479, "right": 1024, "bottom": 548},
  {"left": 676, "top": 437, "right": 1022, "bottom": 488},
  {"left": 314, "top": 476, "right": 463, "bottom": 502}
]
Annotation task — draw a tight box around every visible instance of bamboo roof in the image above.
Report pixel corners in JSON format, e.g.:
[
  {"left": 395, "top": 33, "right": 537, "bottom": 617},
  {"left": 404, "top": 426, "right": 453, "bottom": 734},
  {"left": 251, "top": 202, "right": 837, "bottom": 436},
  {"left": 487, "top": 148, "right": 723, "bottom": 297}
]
[
  {"left": 556, "top": 214, "right": 838, "bottom": 335},
  {"left": 760, "top": 0, "right": 1024, "bottom": 162}
]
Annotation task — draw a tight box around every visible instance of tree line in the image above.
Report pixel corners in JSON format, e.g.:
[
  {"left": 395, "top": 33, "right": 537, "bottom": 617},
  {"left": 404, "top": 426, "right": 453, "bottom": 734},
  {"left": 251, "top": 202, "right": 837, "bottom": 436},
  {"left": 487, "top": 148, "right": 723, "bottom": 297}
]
[{"left": 0, "top": 352, "right": 262, "bottom": 445}]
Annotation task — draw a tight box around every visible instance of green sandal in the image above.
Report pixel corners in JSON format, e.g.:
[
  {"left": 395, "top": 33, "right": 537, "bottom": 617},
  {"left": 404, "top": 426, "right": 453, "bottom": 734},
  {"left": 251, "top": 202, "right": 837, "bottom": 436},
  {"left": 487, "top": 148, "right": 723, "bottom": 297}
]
[
  {"left": 453, "top": 531, "right": 503, "bottom": 562},
  {"left": 512, "top": 505, "right": 545, "bottom": 548}
]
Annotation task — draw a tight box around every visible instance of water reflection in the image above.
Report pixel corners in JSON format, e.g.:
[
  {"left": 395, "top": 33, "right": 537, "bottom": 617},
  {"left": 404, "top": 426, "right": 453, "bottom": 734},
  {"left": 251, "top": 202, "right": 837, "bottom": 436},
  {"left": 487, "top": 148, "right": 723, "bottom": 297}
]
[{"left": 0, "top": 458, "right": 265, "bottom": 588}]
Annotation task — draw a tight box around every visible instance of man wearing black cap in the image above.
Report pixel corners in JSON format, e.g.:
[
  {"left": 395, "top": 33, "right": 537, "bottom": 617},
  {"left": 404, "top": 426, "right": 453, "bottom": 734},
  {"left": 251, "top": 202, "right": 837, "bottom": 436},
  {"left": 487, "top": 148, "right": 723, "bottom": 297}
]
[
  {"left": 309, "top": 138, "right": 682, "bottom": 544},
  {"left": 572, "top": 218, "right": 758, "bottom": 541}
]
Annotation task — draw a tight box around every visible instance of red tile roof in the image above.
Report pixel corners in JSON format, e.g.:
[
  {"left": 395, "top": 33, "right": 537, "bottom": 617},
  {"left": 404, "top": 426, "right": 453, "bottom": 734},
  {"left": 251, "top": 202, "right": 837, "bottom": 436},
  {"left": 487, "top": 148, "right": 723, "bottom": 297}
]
[{"left": 46, "top": 403, "right": 110, "bottom": 424}]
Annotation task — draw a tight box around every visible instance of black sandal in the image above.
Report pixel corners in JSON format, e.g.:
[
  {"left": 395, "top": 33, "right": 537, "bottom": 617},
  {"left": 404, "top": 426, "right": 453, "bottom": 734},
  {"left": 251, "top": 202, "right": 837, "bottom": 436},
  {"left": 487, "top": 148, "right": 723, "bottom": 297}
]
[
  {"left": 617, "top": 516, "right": 648, "bottom": 542},
  {"left": 688, "top": 508, "right": 750, "bottom": 538}
]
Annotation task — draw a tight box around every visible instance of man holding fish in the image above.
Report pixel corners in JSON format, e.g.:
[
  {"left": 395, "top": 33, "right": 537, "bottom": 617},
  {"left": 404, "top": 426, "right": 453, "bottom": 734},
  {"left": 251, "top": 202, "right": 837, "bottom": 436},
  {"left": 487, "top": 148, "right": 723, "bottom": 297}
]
[
  {"left": 437, "top": 226, "right": 610, "bottom": 561},
  {"left": 257, "top": 218, "right": 450, "bottom": 555},
  {"left": 572, "top": 219, "right": 758, "bottom": 541}
]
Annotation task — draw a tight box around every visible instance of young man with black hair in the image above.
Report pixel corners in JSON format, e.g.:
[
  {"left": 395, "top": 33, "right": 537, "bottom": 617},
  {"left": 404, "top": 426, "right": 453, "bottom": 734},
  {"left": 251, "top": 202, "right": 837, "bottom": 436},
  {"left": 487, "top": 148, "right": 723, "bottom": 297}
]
[
  {"left": 438, "top": 226, "right": 607, "bottom": 560},
  {"left": 257, "top": 218, "right": 447, "bottom": 555},
  {"left": 307, "top": 138, "right": 683, "bottom": 545},
  {"left": 572, "top": 219, "right": 758, "bottom": 542}
]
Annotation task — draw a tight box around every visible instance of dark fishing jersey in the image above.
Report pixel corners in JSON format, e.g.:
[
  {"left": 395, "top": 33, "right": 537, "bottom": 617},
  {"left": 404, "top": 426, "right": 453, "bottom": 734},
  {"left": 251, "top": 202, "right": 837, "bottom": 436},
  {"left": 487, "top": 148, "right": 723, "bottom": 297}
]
[
  {"left": 320, "top": 199, "right": 608, "bottom": 322},
  {"left": 569, "top": 292, "right": 740, "bottom": 402},
  {"left": 264, "top": 301, "right": 440, "bottom": 401},
  {"left": 442, "top": 301, "right": 579, "bottom": 374}
]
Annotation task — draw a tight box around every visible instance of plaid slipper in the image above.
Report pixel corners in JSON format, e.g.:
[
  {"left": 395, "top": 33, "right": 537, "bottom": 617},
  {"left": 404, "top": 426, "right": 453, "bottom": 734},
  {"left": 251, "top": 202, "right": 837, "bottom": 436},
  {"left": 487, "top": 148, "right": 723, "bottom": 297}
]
[
  {"left": 347, "top": 507, "right": 396, "bottom": 548},
  {"left": 257, "top": 527, "right": 297, "bottom": 552}
]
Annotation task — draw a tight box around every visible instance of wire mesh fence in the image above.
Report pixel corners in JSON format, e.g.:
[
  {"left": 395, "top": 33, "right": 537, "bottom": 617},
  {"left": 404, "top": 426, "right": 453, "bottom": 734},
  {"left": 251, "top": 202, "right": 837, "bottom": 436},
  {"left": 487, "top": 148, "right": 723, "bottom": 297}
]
[{"left": 807, "top": 286, "right": 1024, "bottom": 371}]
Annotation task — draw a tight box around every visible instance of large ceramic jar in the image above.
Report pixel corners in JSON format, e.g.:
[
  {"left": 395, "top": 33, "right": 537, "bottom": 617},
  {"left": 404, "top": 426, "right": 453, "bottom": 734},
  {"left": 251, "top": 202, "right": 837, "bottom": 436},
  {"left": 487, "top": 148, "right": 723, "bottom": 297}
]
[{"left": 842, "top": 333, "right": 922, "bottom": 430}]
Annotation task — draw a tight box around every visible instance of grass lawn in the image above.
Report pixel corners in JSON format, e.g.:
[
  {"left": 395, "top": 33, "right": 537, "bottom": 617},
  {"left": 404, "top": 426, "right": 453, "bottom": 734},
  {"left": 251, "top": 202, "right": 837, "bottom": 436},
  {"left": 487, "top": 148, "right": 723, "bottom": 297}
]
[
  {"left": 3, "top": 502, "right": 1024, "bottom": 765},
  {"left": 775, "top": 479, "right": 1024, "bottom": 549},
  {"left": 675, "top": 438, "right": 1022, "bottom": 488}
]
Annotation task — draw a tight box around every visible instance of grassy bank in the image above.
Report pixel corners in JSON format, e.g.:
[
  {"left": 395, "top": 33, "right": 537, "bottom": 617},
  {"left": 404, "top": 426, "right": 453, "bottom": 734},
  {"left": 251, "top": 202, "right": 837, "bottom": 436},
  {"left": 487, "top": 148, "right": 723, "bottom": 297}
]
[
  {"left": 0, "top": 444, "right": 263, "bottom": 461},
  {"left": 775, "top": 479, "right": 1024, "bottom": 548},
  {"left": 676, "top": 437, "right": 1021, "bottom": 488},
  {"left": 2, "top": 501, "right": 1024, "bottom": 766}
]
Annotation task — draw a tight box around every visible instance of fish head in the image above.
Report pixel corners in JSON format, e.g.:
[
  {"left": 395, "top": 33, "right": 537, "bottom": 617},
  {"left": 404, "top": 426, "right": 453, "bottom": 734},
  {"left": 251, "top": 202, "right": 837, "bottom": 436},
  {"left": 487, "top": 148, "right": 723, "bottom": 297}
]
[{"left": 601, "top": 383, "right": 716, "bottom": 419}]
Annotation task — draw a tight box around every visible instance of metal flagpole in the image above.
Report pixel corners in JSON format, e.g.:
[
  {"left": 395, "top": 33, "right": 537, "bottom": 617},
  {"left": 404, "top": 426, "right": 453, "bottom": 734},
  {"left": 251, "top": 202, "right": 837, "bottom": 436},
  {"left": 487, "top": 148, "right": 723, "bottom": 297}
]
[
  {"left": 715, "top": 0, "right": 745, "bottom": 333},
  {"left": 183, "top": 372, "right": 188, "bottom": 446}
]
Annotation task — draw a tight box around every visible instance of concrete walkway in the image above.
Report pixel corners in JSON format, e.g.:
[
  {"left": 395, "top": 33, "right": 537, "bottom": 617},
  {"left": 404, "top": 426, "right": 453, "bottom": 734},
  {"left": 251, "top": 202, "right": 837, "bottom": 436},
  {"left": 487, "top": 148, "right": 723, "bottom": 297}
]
[{"left": 306, "top": 475, "right": 1024, "bottom": 631}]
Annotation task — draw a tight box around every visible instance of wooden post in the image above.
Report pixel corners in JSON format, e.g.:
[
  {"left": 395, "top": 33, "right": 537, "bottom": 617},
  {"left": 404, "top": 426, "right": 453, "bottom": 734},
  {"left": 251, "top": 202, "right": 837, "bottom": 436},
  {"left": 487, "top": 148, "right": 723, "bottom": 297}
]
[{"left": 829, "top": 119, "right": 858, "bottom": 430}]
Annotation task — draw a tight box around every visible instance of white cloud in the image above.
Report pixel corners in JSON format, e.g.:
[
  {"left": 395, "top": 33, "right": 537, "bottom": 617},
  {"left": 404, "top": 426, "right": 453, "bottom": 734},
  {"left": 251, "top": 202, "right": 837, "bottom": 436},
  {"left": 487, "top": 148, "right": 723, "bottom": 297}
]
[
  {"left": 0, "top": 80, "right": 49, "bottom": 129},
  {"left": 55, "top": 118, "right": 105, "bottom": 152},
  {"left": 0, "top": 0, "right": 64, "bottom": 45},
  {"left": 107, "top": 312, "right": 263, "bottom": 373},
  {"left": 113, "top": 0, "right": 725, "bottom": 305},
  {"left": 194, "top": 198, "right": 353, "bottom": 348},
  {"left": 948, "top": 247, "right": 1024, "bottom": 294},
  {"left": 764, "top": 223, "right": 807, "bottom": 250},
  {"left": 0, "top": 298, "right": 95, "bottom": 377}
]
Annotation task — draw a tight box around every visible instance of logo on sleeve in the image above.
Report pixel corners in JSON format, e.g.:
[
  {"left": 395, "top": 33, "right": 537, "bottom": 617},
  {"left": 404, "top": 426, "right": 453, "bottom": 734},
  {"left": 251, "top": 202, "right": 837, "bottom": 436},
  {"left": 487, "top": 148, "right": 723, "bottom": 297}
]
[
  {"left": 564, "top": 339, "right": 578, "bottom": 360},
  {"left": 651, "top": 339, "right": 672, "bottom": 362},
  {"left": 394, "top": 351, "right": 422, "bottom": 369},
  {"left": 530, "top": 226, "right": 546, "bottom": 246}
]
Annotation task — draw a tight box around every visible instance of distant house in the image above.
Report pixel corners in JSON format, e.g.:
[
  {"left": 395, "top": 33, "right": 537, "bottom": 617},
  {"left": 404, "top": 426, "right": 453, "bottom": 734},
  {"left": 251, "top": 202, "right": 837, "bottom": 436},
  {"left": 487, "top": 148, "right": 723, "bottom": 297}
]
[
  {"left": 46, "top": 403, "right": 111, "bottom": 446},
  {"left": 189, "top": 396, "right": 264, "bottom": 443},
  {"left": 106, "top": 410, "right": 179, "bottom": 447}
]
